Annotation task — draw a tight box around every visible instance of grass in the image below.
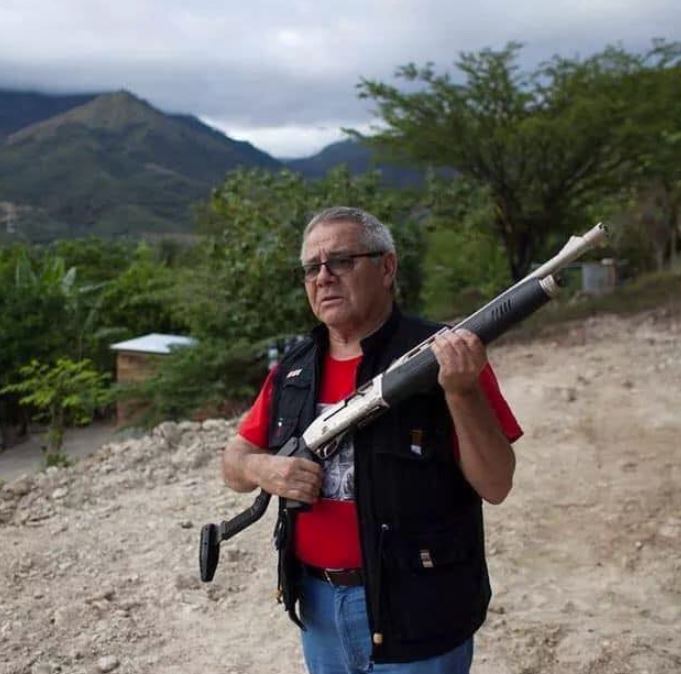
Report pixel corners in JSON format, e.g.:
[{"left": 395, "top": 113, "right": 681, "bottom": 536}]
[{"left": 42, "top": 450, "right": 73, "bottom": 469}]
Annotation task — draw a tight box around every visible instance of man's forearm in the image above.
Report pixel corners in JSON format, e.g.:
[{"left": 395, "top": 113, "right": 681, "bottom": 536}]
[
  {"left": 221, "top": 435, "right": 268, "bottom": 492},
  {"left": 445, "top": 385, "right": 515, "bottom": 505}
]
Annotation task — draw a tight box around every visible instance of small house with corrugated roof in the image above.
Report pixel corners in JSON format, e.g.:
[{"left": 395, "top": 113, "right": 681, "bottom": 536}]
[{"left": 111, "top": 333, "right": 196, "bottom": 424}]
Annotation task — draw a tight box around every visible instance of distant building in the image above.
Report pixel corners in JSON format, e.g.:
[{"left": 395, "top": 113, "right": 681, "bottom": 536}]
[
  {"left": 581, "top": 259, "right": 618, "bottom": 295},
  {"left": 110, "top": 333, "right": 196, "bottom": 425}
]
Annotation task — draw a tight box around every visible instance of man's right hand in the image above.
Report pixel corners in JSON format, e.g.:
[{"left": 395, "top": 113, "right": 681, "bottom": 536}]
[
  {"left": 248, "top": 454, "right": 323, "bottom": 504},
  {"left": 222, "top": 434, "right": 323, "bottom": 504}
]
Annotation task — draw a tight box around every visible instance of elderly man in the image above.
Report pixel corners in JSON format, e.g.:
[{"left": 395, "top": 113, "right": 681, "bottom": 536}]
[{"left": 222, "top": 206, "right": 522, "bottom": 674}]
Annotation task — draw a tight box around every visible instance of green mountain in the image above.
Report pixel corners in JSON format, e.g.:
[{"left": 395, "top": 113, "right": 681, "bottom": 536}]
[
  {"left": 0, "top": 90, "right": 282, "bottom": 241},
  {"left": 0, "top": 88, "right": 450, "bottom": 243},
  {"left": 284, "top": 138, "right": 427, "bottom": 186},
  {"left": 0, "top": 90, "right": 99, "bottom": 139}
]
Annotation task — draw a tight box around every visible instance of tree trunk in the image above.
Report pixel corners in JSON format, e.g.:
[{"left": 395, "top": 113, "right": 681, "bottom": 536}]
[
  {"left": 669, "top": 194, "right": 680, "bottom": 269},
  {"left": 494, "top": 207, "right": 535, "bottom": 281},
  {"left": 507, "top": 231, "right": 534, "bottom": 282}
]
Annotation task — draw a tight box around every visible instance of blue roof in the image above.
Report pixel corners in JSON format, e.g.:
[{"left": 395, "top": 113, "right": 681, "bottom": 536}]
[{"left": 110, "top": 333, "right": 197, "bottom": 355}]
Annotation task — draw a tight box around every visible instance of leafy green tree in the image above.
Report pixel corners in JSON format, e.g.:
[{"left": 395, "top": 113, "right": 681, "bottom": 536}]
[
  {"left": 633, "top": 68, "right": 681, "bottom": 269},
  {"left": 185, "top": 168, "right": 311, "bottom": 340},
  {"left": 182, "top": 166, "right": 425, "bottom": 343},
  {"left": 356, "top": 41, "right": 681, "bottom": 280},
  {"left": 1, "top": 358, "right": 111, "bottom": 457},
  {"left": 0, "top": 245, "right": 120, "bottom": 374},
  {"left": 421, "top": 174, "right": 510, "bottom": 318},
  {"left": 97, "top": 242, "right": 186, "bottom": 338},
  {"left": 51, "top": 237, "right": 134, "bottom": 283},
  {"left": 0, "top": 248, "right": 73, "bottom": 388}
]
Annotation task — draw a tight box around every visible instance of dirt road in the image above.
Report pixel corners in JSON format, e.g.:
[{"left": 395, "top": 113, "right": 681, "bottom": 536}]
[{"left": 1, "top": 308, "right": 679, "bottom": 674}]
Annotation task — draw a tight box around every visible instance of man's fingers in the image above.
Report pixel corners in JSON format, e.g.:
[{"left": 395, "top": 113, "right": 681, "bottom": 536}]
[
  {"left": 433, "top": 330, "right": 487, "bottom": 396},
  {"left": 263, "top": 456, "right": 323, "bottom": 501},
  {"left": 454, "top": 327, "right": 479, "bottom": 343},
  {"left": 289, "top": 468, "right": 322, "bottom": 489},
  {"left": 434, "top": 334, "right": 466, "bottom": 365},
  {"left": 292, "top": 457, "right": 324, "bottom": 478},
  {"left": 439, "top": 330, "right": 487, "bottom": 366},
  {"left": 283, "top": 489, "right": 315, "bottom": 504},
  {"left": 286, "top": 482, "right": 320, "bottom": 503},
  {"left": 455, "top": 329, "right": 486, "bottom": 357}
]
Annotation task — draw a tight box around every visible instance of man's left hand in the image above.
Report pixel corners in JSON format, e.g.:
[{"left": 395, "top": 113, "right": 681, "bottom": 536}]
[{"left": 432, "top": 329, "right": 487, "bottom": 396}]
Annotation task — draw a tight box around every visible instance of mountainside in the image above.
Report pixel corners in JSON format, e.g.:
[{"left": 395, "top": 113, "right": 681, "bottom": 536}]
[
  {"left": 285, "top": 138, "right": 427, "bottom": 186},
  {"left": 0, "top": 90, "right": 99, "bottom": 139},
  {"left": 0, "top": 90, "right": 282, "bottom": 241},
  {"left": 0, "top": 88, "right": 443, "bottom": 243}
]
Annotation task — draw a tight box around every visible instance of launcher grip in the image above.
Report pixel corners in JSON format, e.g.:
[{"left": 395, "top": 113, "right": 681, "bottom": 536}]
[
  {"left": 199, "top": 490, "right": 272, "bottom": 582},
  {"left": 199, "top": 436, "right": 317, "bottom": 582},
  {"left": 281, "top": 440, "right": 319, "bottom": 512}
]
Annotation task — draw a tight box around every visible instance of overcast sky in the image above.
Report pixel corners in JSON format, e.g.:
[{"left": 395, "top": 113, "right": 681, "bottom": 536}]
[{"left": 0, "top": 0, "right": 679, "bottom": 157}]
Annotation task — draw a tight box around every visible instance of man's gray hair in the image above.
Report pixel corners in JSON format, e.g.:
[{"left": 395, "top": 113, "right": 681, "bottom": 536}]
[{"left": 301, "top": 206, "right": 396, "bottom": 260}]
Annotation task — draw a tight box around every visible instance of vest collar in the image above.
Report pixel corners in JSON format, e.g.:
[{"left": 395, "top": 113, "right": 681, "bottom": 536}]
[{"left": 310, "top": 303, "right": 402, "bottom": 357}]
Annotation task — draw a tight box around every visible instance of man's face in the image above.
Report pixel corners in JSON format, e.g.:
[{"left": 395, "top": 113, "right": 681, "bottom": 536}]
[{"left": 301, "top": 220, "right": 396, "bottom": 332}]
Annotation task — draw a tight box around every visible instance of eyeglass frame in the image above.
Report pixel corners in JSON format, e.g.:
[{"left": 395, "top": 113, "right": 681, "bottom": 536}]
[{"left": 300, "top": 251, "right": 386, "bottom": 282}]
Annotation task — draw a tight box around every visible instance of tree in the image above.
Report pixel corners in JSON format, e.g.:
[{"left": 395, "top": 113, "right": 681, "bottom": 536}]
[
  {"left": 356, "top": 41, "right": 681, "bottom": 279},
  {"left": 51, "top": 237, "right": 135, "bottom": 284},
  {"left": 631, "top": 61, "right": 681, "bottom": 268},
  {"left": 1, "top": 358, "right": 111, "bottom": 458},
  {"left": 0, "top": 248, "right": 74, "bottom": 389},
  {"left": 180, "top": 166, "right": 425, "bottom": 343},
  {"left": 97, "top": 242, "right": 186, "bottom": 339},
  {"left": 421, "top": 173, "right": 510, "bottom": 317},
  {"left": 0, "top": 245, "right": 124, "bottom": 380}
]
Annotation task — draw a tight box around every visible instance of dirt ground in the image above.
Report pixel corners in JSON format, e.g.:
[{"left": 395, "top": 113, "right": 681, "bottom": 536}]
[{"left": 1, "top": 307, "right": 679, "bottom": 674}]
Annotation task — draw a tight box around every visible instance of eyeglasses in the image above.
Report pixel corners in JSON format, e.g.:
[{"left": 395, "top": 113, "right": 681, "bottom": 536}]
[{"left": 301, "top": 251, "right": 385, "bottom": 282}]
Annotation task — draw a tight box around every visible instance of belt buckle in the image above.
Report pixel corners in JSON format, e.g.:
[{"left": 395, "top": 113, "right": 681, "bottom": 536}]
[{"left": 324, "top": 568, "right": 346, "bottom": 585}]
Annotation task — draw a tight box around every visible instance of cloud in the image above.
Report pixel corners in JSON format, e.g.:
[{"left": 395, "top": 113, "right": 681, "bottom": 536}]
[
  {"left": 214, "top": 123, "right": 347, "bottom": 159},
  {"left": 0, "top": 0, "right": 678, "bottom": 156}
]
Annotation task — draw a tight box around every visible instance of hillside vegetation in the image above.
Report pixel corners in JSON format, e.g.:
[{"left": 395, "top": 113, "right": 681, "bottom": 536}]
[
  {"left": 0, "top": 91, "right": 281, "bottom": 240},
  {"left": 0, "top": 90, "right": 418, "bottom": 243}
]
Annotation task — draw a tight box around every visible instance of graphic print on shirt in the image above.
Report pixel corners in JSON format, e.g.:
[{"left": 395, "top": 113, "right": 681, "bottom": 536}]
[{"left": 318, "top": 403, "right": 355, "bottom": 500}]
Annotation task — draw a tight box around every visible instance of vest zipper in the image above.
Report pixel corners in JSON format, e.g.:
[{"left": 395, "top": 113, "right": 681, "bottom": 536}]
[{"left": 371, "top": 522, "right": 391, "bottom": 647}]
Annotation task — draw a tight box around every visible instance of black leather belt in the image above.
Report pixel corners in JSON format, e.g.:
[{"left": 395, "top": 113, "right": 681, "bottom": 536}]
[{"left": 305, "top": 565, "right": 364, "bottom": 587}]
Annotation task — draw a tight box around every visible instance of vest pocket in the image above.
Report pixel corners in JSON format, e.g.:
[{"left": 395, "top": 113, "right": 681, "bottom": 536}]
[
  {"left": 371, "top": 423, "right": 461, "bottom": 520},
  {"left": 268, "top": 370, "right": 313, "bottom": 449},
  {"left": 382, "top": 520, "right": 487, "bottom": 643}
]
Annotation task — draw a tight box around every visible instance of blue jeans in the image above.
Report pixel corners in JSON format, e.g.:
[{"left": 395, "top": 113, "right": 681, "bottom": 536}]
[{"left": 299, "top": 575, "right": 474, "bottom": 674}]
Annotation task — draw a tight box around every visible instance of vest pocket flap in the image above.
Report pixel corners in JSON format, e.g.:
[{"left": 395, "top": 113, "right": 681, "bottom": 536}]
[
  {"left": 373, "top": 427, "right": 450, "bottom": 463},
  {"left": 390, "top": 524, "right": 476, "bottom": 571},
  {"left": 281, "top": 370, "right": 312, "bottom": 388}
]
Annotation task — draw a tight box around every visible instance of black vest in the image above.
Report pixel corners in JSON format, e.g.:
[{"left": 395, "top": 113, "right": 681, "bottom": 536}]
[{"left": 269, "top": 306, "right": 491, "bottom": 664}]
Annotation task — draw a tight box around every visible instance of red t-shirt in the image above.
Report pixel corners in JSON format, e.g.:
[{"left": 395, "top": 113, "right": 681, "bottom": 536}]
[{"left": 238, "top": 354, "right": 522, "bottom": 569}]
